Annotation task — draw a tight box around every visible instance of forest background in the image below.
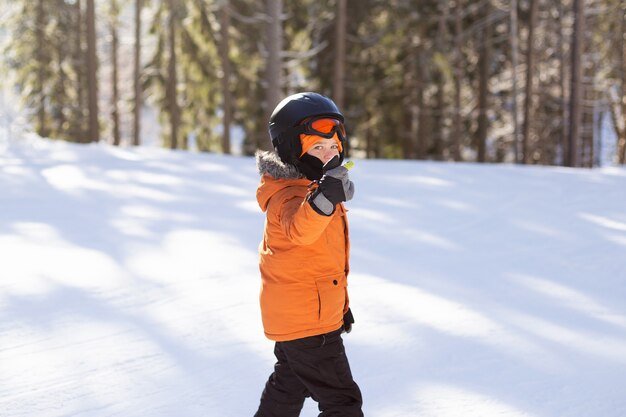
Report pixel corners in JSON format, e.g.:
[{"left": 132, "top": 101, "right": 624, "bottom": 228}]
[{"left": 1, "top": 0, "right": 625, "bottom": 167}]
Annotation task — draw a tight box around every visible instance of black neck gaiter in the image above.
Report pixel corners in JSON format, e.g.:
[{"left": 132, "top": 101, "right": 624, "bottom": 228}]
[
  {"left": 296, "top": 153, "right": 325, "bottom": 181},
  {"left": 297, "top": 152, "right": 344, "bottom": 181}
]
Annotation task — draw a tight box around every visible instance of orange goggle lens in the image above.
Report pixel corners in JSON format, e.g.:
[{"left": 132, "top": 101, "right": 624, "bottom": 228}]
[{"left": 302, "top": 117, "right": 346, "bottom": 139}]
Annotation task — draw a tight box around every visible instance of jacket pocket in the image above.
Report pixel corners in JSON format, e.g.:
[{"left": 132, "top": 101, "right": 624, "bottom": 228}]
[
  {"left": 315, "top": 274, "right": 347, "bottom": 325},
  {"left": 260, "top": 281, "right": 318, "bottom": 335}
]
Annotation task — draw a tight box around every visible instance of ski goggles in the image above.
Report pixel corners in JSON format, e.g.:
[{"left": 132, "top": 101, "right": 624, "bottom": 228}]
[{"left": 294, "top": 116, "right": 347, "bottom": 141}]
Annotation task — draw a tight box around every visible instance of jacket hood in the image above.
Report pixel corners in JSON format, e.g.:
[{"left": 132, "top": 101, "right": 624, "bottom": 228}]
[
  {"left": 255, "top": 150, "right": 303, "bottom": 179},
  {"left": 256, "top": 150, "right": 309, "bottom": 212}
]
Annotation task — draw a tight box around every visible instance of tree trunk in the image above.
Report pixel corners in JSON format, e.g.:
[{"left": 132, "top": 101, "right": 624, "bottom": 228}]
[
  {"left": 522, "top": 0, "right": 538, "bottom": 163},
  {"left": 580, "top": 59, "right": 597, "bottom": 168},
  {"left": 476, "top": 2, "right": 492, "bottom": 162},
  {"left": 557, "top": 0, "right": 568, "bottom": 165},
  {"left": 35, "top": 0, "right": 47, "bottom": 138},
  {"left": 333, "top": 0, "right": 346, "bottom": 111},
  {"left": 167, "top": 0, "right": 180, "bottom": 149},
  {"left": 433, "top": 3, "right": 449, "bottom": 160},
  {"left": 75, "top": 0, "right": 86, "bottom": 140},
  {"left": 567, "top": 0, "right": 584, "bottom": 167},
  {"left": 56, "top": 44, "right": 68, "bottom": 137},
  {"left": 404, "top": 37, "right": 418, "bottom": 159},
  {"left": 219, "top": 0, "right": 232, "bottom": 154},
  {"left": 111, "top": 0, "right": 121, "bottom": 146},
  {"left": 510, "top": 0, "right": 520, "bottom": 163},
  {"left": 86, "top": 0, "right": 99, "bottom": 143},
  {"left": 618, "top": 3, "right": 626, "bottom": 164},
  {"left": 263, "top": 0, "right": 283, "bottom": 150},
  {"left": 133, "top": 0, "right": 142, "bottom": 146},
  {"left": 416, "top": 51, "right": 427, "bottom": 160},
  {"left": 452, "top": 0, "right": 463, "bottom": 161},
  {"left": 365, "top": 109, "right": 373, "bottom": 158}
]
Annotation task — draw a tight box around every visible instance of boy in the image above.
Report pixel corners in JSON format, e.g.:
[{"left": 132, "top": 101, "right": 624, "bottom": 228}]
[{"left": 254, "top": 92, "right": 363, "bottom": 417}]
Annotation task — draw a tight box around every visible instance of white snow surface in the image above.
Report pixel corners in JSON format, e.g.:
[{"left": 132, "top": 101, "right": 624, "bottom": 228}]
[{"left": 1, "top": 134, "right": 626, "bottom": 417}]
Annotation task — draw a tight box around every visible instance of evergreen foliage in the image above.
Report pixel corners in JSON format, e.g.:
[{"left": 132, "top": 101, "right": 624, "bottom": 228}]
[{"left": 1, "top": 0, "right": 624, "bottom": 166}]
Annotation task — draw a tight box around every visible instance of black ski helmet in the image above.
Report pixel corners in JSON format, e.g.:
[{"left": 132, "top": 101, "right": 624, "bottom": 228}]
[{"left": 268, "top": 92, "right": 344, "bottom": 164}]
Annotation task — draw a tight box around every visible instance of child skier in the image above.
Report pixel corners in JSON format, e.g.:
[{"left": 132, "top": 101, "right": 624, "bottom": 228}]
[{"left": 254, "top": 92, "right": 363, "bottom": 417}]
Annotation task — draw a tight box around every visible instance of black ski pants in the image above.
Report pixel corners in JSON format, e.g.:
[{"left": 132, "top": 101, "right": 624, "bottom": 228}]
[{"left": 254, "top": 328, "right": 363, "bottom": 417}]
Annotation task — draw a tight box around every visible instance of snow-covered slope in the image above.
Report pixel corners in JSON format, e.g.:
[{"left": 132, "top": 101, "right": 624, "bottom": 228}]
[{"left": 1, "top": 135, "right": 626, "bottom": 417}]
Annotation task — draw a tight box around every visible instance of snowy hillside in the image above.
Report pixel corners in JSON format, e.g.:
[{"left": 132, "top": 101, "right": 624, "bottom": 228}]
[{"left": 1, "top": 135, "right": 626, "bottom": 417}]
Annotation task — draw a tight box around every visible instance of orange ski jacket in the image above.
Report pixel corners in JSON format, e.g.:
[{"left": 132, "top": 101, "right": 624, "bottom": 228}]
[{"left": 255, "top": 151, "right": 350, "bottom": 342}]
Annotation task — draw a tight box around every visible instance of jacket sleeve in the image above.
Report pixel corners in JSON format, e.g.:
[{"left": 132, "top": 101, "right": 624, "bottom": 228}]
[{"left": 275, "top": 189, "right": 334, "bottom": 246}]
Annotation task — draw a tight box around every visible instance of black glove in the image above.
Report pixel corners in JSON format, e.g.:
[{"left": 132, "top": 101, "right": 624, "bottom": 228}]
[
  {"left": 343, "top": 308, "right": 355, "bottom": 334},
  {"left": 309, "top": 156, "right": 355, "bottom": 216}
]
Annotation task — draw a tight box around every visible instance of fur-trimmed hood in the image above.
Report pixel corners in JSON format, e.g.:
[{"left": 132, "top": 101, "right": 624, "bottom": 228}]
[
  {"left": 256, "top": 150, "right": 311, "bottom": 213},
  {"left": 255, "top": 150, "right": 303, "bottom": 180}
]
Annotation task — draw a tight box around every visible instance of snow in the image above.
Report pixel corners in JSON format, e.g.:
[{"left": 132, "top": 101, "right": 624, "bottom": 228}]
[{"left": 1, "top": 134, "right": 626, "bottom": 417}]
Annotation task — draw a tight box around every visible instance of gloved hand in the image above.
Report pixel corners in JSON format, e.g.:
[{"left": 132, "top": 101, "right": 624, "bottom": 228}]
[
  {"left": 309, "top": 156, "right": 355, "bottom": 216},
  {"left": 343, "top": 308, "right": 355, "bottom": 334}
]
